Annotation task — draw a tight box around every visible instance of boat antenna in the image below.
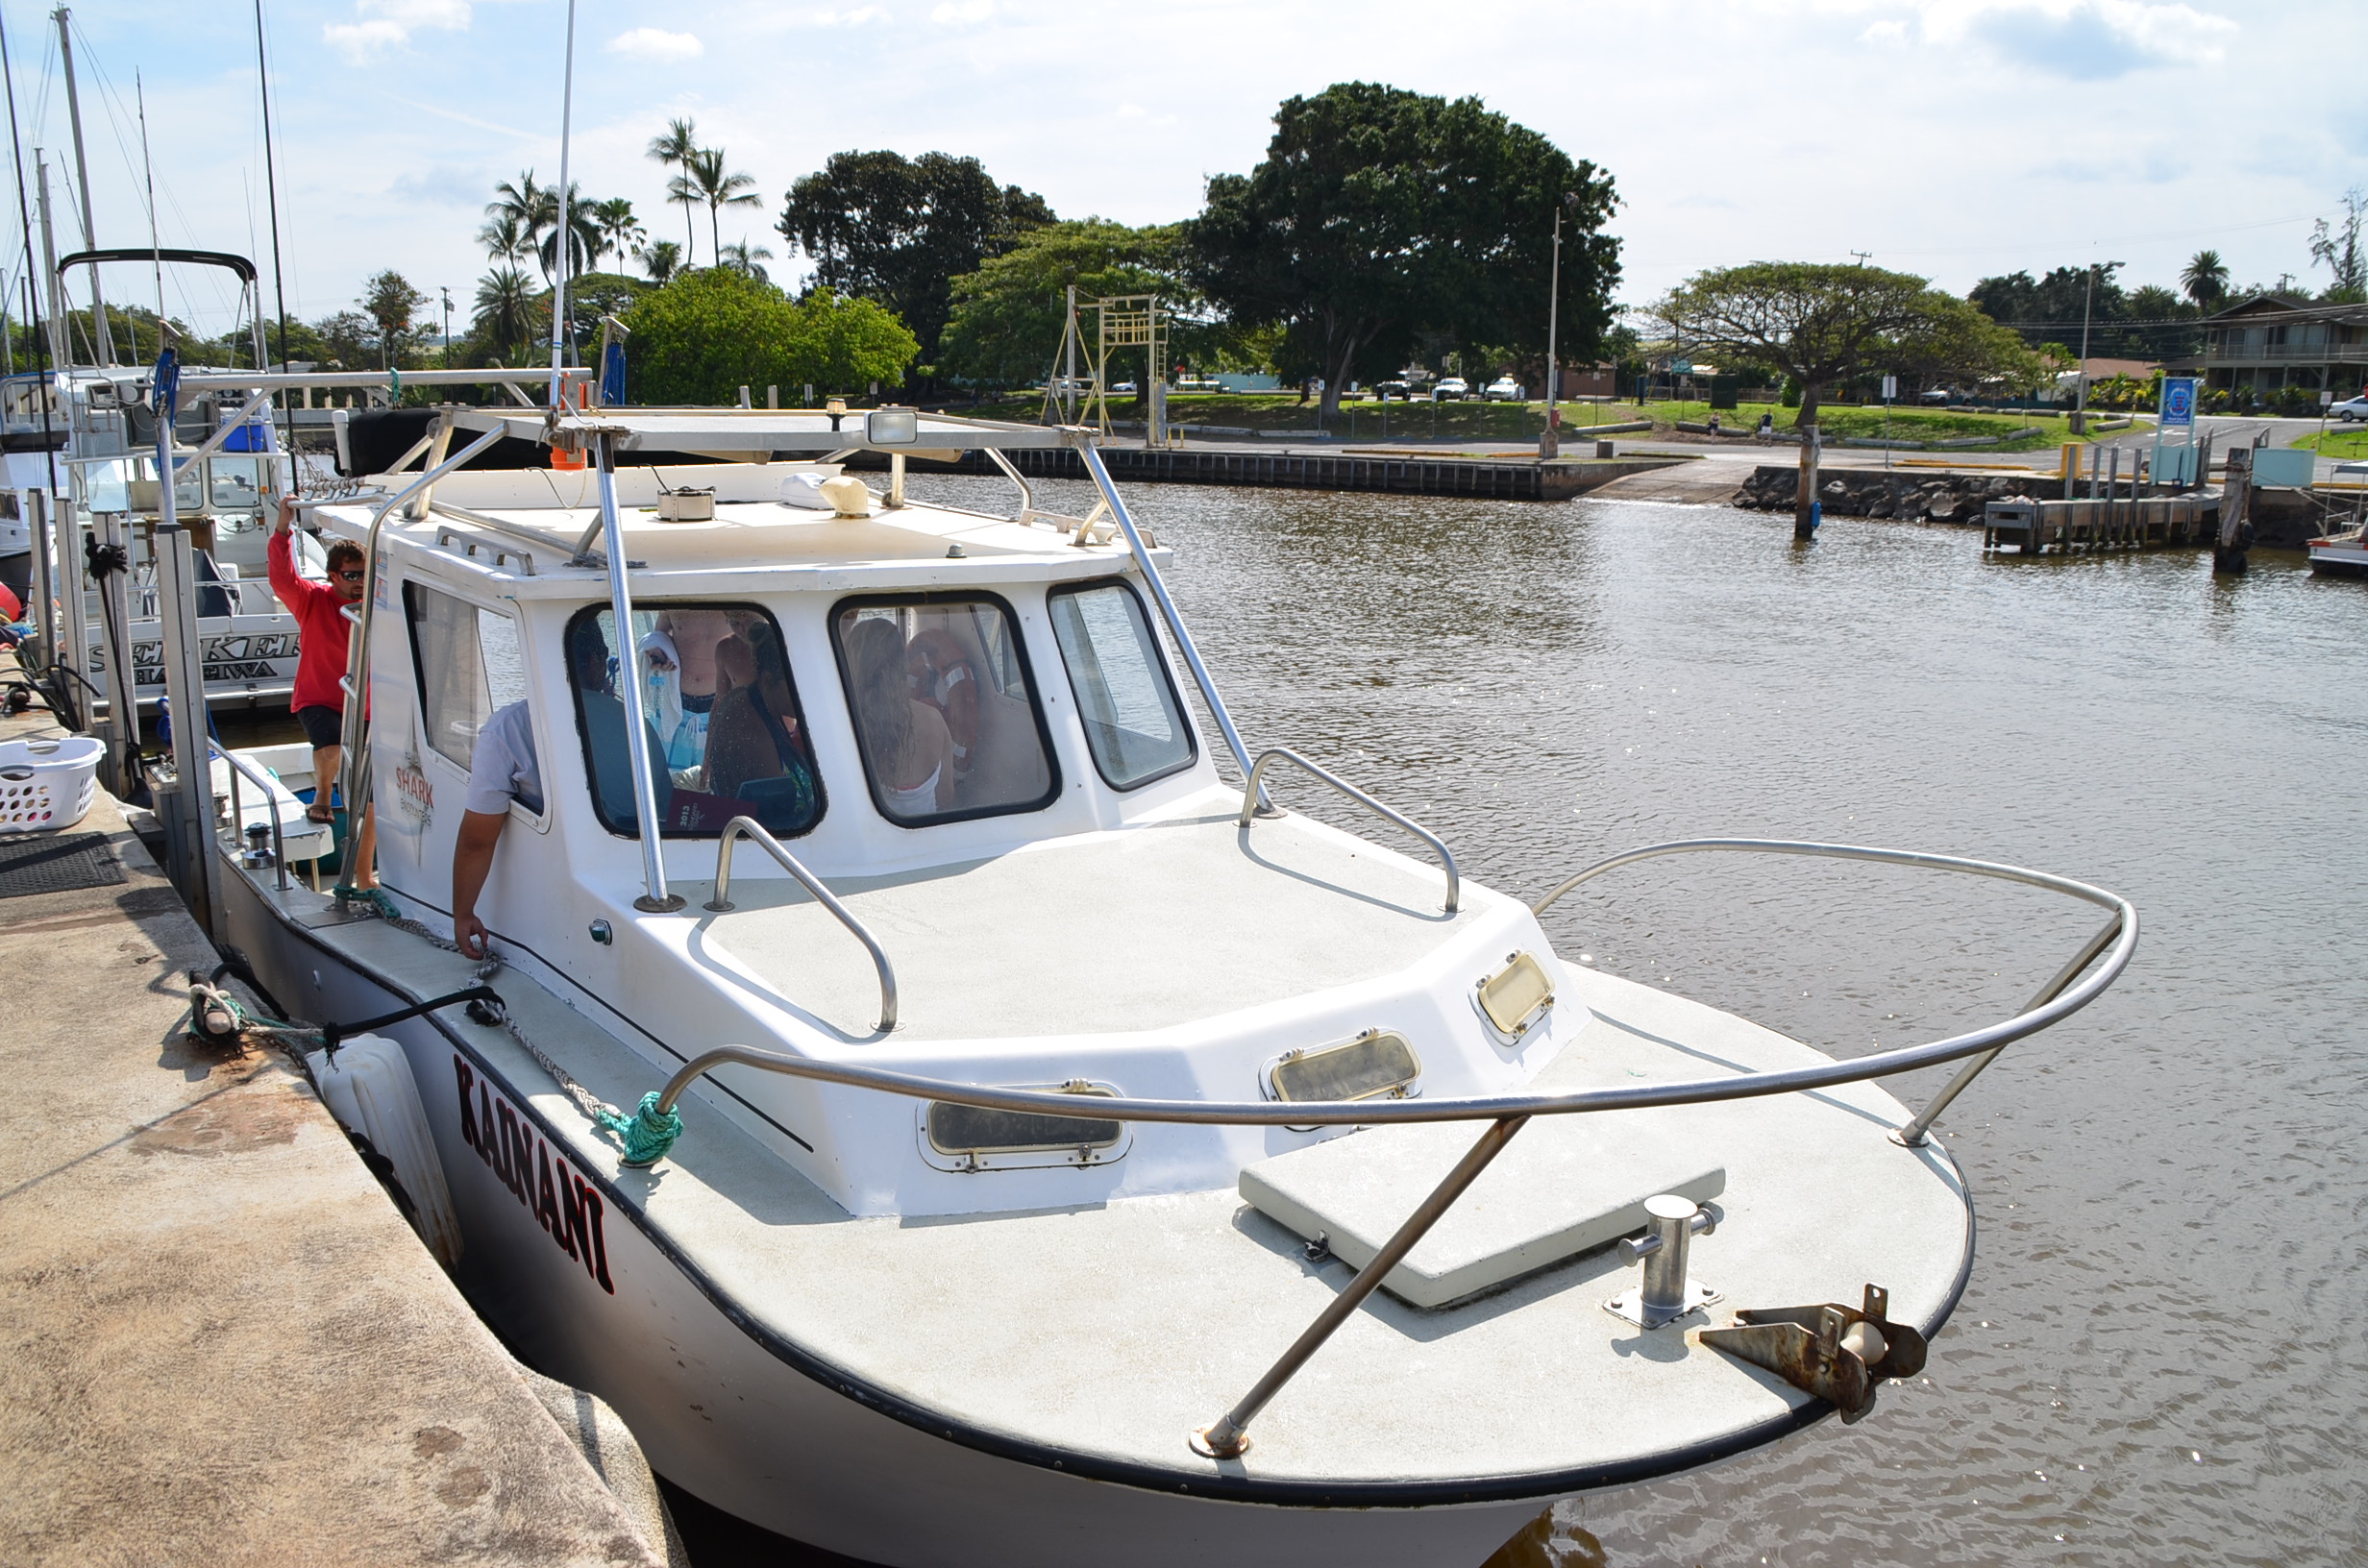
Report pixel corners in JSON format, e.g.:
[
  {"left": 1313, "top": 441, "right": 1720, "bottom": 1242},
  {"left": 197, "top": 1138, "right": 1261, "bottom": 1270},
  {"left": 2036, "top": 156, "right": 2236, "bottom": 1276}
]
[
  {"left": 52, "top": 9, "right": 111, "bottom": 366},
  {"left": 548, "top": 0, "right": 576, "bottom": 412},
  {"left": 0, "top": 11, "right": 62, "bottom": 498},
  {"left": 251, "top": 1, "right": 295, "bottom": 467}
]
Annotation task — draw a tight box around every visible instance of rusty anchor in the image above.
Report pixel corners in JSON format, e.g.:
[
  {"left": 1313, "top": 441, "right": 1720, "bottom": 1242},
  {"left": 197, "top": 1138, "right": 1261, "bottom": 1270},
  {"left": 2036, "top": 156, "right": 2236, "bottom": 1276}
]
[{"left": 1696, "top": 1284, "right": 1928, "bottom": 1424}]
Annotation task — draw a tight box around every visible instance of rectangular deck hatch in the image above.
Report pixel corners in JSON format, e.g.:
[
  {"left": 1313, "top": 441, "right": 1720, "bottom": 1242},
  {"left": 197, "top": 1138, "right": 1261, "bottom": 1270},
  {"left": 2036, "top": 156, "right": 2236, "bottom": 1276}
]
[{"left": 1241, "top": 1117, "right": 1724, "bottom": 1310}]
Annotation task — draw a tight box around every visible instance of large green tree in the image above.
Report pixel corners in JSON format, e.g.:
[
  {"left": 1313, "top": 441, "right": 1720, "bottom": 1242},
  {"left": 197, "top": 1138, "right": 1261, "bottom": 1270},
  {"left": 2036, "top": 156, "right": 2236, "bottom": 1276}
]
[
  {"left": 625, "top": 268, "right": 918, "bottom": 404},
  {"left": 777, "top": 150, "right": 1054, "bottom": 361},
  {"left": 937, "top": 218, "right": 1191, "bottom": 389},
  {"left": 1185, "top": 83, "right": 1618, "bottom": 417}
]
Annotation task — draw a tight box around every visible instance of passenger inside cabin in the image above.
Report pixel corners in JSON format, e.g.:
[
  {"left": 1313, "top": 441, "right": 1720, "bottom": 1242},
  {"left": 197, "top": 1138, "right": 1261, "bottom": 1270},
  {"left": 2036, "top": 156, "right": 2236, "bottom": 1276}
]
[
  {"left": 639, "top": 608, "right": 734, "bottom": 774},
  {"left": 703, "top": 620, "right": 819, "bottom": 826},
  {"left": 453, "top": 616, "right": 668, "bottom": 958},
  {"left": 843, "top": 616, "right": 956, "bottom": 818}
]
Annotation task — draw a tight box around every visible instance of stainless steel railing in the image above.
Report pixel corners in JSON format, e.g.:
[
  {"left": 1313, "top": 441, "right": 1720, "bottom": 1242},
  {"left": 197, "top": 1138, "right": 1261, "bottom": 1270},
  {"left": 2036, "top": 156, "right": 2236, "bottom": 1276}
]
[
  {"left": 1237, "top": 747, "right": 1459, "bottom": 914},
  {"left": 210, "top": 740, "right": 290, "bottom": 893},
  {"left": 632, "top": 836, "right": 2133, "bottom": 1458},
  {"left": 703, "top": 814, "right": 897, "bottom": 1034}
]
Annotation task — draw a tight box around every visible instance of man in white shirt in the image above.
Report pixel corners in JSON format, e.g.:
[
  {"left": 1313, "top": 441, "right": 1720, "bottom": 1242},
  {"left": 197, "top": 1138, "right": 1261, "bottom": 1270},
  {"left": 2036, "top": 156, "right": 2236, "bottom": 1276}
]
[{"left": 452, "top": 617, "right": 668, "bottom": 959}]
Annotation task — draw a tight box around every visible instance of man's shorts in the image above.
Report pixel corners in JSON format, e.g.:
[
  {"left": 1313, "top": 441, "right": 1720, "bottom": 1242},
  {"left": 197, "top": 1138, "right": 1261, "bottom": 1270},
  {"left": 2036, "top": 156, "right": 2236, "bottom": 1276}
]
[{"left": 294, "top": 704, "right": 345, "bottom": 750}]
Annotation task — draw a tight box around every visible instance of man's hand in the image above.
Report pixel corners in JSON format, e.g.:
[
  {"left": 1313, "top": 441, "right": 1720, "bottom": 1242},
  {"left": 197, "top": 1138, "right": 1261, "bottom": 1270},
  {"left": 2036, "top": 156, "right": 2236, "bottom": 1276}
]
[
  {"left": 454, "top": 910, "right": 491, "bottom": 960},
  {"left": 275, "top": 496, "right": 298, "bottom": 534}
]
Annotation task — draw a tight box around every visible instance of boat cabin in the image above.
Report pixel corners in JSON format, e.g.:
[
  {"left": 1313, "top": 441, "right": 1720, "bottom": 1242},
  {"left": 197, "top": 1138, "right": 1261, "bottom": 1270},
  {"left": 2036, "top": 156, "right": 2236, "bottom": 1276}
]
[{"left": 319, "top": 441, "right": 1571, "bottom": 1218}]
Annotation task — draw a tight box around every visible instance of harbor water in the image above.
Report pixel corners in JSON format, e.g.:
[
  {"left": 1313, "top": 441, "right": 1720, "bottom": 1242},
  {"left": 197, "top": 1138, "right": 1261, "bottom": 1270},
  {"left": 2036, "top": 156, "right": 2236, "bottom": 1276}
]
[{"left": 916, "top": 473, "right": 2367, "bottom": 1567}]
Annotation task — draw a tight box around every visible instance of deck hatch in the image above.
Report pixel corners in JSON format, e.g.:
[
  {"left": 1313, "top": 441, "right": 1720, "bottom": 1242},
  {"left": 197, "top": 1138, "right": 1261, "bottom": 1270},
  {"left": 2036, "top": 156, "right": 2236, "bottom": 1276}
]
[
  {"left": 923, "top": 1083, "right": 1127, "bottom": 1171},
  {"left": 1265, "top": 1030, "right": 1422, "bottom": 1105},
  {"left": 1476, "top": 950, "right": 1555, "bottom": 1038}
]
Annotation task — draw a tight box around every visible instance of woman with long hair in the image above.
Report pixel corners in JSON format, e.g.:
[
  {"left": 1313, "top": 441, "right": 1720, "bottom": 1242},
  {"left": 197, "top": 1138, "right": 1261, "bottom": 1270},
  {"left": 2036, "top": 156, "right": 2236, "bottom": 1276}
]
[{"left": 844, "top": 616, "right": 953, "bottom": 818}]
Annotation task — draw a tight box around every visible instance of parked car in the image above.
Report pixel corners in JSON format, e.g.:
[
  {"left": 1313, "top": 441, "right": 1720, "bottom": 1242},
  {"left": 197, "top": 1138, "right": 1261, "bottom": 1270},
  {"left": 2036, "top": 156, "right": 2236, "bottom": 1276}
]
[
  {"left": 2331, "top": 395, "right": 2368, "bottom": 423},
  {"left": 1373, "top": 380, "right": 1412, "bottom": 402},
  {"left": 1482, "top": 377, "right": 1526, "bottom": 402},
  {"left": 1111, "top": 380, "right": 1137, "bottom": 394},
  {"left": 1432, "top": 378, "right": 1470, "bottom": 401}
]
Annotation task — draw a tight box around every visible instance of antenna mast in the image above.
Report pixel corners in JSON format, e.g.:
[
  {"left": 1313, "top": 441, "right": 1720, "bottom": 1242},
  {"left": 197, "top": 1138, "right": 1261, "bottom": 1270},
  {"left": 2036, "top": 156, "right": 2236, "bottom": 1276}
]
[
  {"left": 549, "top": 0, "right": 577, "bottom": 410},
  {"left": 136, "top": 74, "right": 160, "bottom": 328}
]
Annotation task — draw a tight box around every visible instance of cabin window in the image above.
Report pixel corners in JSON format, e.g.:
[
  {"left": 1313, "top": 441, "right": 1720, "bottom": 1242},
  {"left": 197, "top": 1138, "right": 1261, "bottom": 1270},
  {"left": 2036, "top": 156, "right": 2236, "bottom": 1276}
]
[
  {"left": 1048, "top": 579, "right": 1196, "bottom": 790},
  {"left": 564, "top": 602, "right": 823, "bottom": 839},
  {"left": 829, "top": 593, "right": 1058, "bottom": 826},
  {"left": 407, "top": 582, "right": 530, "bottom": 773}
]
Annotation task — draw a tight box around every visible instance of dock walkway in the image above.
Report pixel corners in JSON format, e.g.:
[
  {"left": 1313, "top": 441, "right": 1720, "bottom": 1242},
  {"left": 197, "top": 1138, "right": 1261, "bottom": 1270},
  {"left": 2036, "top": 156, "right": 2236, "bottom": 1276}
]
[
  {"left": 0, "top": 706, "right": 674, "bottom": 1566},
  {"left": 862, "top": 442, "right": 1687, "bottom": 502}
]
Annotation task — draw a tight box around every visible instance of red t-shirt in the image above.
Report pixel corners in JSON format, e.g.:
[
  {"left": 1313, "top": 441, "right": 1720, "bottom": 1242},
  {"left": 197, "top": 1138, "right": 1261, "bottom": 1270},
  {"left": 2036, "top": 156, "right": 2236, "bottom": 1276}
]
[{"left": 267, "top": 529, "right": 355, "bottom": 715}]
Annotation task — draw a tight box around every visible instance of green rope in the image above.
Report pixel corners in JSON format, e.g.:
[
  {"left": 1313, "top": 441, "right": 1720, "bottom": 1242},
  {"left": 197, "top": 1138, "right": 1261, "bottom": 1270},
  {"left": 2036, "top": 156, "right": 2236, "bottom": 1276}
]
[
  {"left": 333, "top": 885, "right": 402, "bottom": 922},
  {"left": 597, "top": 1092, "right": 683, "bottom": 1168}
]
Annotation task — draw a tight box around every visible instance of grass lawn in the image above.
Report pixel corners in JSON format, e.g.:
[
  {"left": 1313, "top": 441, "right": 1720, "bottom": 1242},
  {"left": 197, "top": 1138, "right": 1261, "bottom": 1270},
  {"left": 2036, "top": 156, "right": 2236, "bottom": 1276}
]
[
  {"left": 948, "top": 392, "right": 2142, "bottom": 452},
  {"left": 2295, "top": 427, "right": 2368, "bottom": 459}
]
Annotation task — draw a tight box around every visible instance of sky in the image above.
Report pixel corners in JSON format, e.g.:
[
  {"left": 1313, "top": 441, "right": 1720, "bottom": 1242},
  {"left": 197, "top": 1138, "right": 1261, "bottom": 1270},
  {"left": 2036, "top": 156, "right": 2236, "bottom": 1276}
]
[{"left": 1, "top": 0, "right": 2360, "bottom": 344}]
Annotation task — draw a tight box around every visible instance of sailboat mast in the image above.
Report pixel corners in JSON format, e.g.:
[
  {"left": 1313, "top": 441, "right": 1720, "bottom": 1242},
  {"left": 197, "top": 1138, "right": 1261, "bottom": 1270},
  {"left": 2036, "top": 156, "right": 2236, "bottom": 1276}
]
[
  {"left": 35, "top": 155, "right": 68, "bottom": 371},
  {"left": 549, "top": 0, "right": 576, "bottom": 409},
  {"left": 136, "top": 74, "right": 161, "bottom": 331},
  {"left": 52, "top": 7, "right": 111, "bottom": 366},
  {"left": 0, "top": 6, "right": 62, "bottom": 496},
  {"left": 252, "top": 2, "right": 290, "bottom": 374}
]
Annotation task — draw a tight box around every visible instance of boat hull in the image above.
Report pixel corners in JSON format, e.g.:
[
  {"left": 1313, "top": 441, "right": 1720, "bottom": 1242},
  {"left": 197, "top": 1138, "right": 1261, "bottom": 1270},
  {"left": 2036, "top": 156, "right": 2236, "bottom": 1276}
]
[{"left": 218, "top": 869, "right": 1563, "bottom": 1568}]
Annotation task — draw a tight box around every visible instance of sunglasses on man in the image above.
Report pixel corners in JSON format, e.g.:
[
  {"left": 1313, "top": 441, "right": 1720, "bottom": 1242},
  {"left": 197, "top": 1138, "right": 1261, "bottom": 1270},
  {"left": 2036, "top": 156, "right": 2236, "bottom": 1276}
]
[{"left": 336, "top": 569, "right": 365, "bottom": 582}]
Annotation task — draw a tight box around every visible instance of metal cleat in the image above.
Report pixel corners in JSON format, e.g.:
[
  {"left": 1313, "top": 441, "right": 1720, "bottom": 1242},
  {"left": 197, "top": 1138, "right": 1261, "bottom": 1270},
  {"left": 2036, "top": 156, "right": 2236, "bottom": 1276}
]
[
  {"left": 1604, "top": 1193, "right": 1720, "bottom": 1329},
  {"left": 1697, "top": 1284, "right": 1929, "bottom": 1424}
]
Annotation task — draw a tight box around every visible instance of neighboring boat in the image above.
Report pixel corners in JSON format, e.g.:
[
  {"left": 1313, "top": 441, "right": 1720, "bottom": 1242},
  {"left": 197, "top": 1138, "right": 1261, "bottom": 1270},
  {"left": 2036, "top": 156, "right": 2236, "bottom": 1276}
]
[
  {"left": 203, "top": 404, "right": 2136, "bottom": 1567},
  {"left": 2308, "top": 527, "right": 2368, "bottom": 576}
]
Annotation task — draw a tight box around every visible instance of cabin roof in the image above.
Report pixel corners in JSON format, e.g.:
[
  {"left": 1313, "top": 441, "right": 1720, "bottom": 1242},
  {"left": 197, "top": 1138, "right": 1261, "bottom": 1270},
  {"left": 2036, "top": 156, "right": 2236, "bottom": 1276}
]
[
  {"left": 456, "top": 404, "right": 1079, "bottom": 457},
  {"left": 312, "top": 463, "right": 1150, "bottom": 595}
]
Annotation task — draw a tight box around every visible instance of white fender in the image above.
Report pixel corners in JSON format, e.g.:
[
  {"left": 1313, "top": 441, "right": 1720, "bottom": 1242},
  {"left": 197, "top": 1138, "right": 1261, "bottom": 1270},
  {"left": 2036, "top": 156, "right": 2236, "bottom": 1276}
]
[{"left": 306, "top": 1033, "right": 464, "bottom": 1269}]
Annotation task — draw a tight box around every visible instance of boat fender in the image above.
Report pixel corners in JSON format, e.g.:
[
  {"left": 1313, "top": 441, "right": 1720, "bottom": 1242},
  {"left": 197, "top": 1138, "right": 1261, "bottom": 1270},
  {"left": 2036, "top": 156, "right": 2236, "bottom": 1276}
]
[{"left": 305, "top": 1032, "right": 465, "bottom": 1268}]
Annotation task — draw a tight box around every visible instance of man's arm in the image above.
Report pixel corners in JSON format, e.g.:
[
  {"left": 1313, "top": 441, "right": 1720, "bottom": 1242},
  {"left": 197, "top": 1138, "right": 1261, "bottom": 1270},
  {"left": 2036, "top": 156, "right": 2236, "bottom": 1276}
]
[
  {"left": 266, "top": 498, "right": 318, "bottom": 615},
  {"left": 451, "top": 808, "right": 508, "bottom": 959}
]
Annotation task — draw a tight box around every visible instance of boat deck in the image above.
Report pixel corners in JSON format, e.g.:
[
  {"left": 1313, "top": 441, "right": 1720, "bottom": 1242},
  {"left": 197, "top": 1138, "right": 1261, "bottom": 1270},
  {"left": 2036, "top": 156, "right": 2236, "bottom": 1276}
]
[
  {"left": 699, "top": 809, "right": 1475, "bottom": 1041},
  {"left": 274, "top": 892, "right": 1973, "bottom": 1497}
]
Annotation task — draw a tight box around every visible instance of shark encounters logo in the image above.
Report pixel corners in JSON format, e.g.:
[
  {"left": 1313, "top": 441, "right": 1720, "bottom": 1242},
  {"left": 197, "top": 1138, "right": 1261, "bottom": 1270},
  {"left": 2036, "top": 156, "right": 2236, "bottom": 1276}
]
[{"left": 453, "top": 1055, "right": 615, "bottom": 1294}]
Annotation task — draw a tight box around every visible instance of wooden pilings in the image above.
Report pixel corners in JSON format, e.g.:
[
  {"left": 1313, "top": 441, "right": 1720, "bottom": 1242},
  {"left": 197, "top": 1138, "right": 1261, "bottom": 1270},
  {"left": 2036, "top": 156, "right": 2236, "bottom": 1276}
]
[{"left": 1982, "top": 491, "right": 2220, "bottom": 554}]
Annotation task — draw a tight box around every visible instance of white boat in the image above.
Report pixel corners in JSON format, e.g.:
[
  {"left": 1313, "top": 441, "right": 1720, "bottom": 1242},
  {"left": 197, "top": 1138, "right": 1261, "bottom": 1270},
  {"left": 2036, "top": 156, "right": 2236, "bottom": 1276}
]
[
  {"left": 201, "top": 404, "right": 2136, "bottom": 1565},
  {"left": 2308, "top": 527, "right": 2368, "bottom": 576}
]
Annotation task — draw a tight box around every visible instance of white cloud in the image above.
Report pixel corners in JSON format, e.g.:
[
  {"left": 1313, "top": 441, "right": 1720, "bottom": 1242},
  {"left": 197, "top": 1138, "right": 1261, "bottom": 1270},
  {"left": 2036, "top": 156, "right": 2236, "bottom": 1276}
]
[
  {"left": 931, "top": 0, "right": 992, "bottom": 22},
  {"left": 323, "top": 0, "right": 471, "bottom": 64},
  {"left": 608, "top": 27, "right": 705, "bottom": 61},
  {"left": 1915, "top": 0, "right": 2234, "bottom": 79},
  {"left": 809, "top": 5, "right": 890, "bottom": 23}
]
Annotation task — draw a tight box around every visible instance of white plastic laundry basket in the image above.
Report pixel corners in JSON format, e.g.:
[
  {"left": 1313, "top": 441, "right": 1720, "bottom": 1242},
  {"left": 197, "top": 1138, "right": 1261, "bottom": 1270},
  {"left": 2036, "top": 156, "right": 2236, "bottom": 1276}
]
[{"left": 0, "top": 734, "right": 103, "bottom": 834}]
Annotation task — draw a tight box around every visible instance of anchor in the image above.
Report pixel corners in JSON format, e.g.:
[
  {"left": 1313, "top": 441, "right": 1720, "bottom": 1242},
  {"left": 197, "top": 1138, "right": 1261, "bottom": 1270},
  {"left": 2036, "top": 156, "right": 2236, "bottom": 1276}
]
[{"left": 1697, "top": 1284, "right": 1928, "bottom": 1424}]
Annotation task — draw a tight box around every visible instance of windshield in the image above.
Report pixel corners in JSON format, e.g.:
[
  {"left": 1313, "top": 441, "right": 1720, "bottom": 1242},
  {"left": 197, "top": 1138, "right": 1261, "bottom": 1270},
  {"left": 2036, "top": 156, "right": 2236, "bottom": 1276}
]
[
  {"left": 1048, "top": 579, "right": 1196, "bottom": 789},
  {"left": 831, "top": 594, "right": 1057, "bottom": 826}
]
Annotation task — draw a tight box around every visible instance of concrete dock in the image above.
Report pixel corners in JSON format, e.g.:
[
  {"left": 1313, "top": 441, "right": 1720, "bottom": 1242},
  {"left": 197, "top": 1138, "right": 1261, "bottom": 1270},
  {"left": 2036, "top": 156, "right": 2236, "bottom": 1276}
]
[{"left": 0, "top": 703, "right": 678, "bottom": 1564}]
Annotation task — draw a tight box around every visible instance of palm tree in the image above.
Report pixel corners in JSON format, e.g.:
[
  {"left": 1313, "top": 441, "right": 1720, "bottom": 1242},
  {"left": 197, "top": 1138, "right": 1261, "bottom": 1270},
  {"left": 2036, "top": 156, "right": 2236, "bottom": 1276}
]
[
  {"left": 590, "top": 198, "right": 644, "bottom": 273},
  {"left": 473, "top": 266, "right": 536, "bottom": 362},
  {"left": 647, "top": 117, "right": 701, "bottom": 262},
  {"left": 488, "top": 172, "right": 558, "bottom": 279},
  {"left": 477, "top": 211, "right": 532, "bottom": 266},
  {"left": 684, "top": 147, "right": 762, "bottom": 268},
  {"left": 2181, "top": 250, "right": 2230, "bottom": 311},
  {"left": 534, "top": 183, "right": 602, "bottom": 282},
  {"left": 718, "top": 238, "right": 773, "bottom": 283},
  {"left": 638, "top": 239, "right": 683, "bottom": 285}
]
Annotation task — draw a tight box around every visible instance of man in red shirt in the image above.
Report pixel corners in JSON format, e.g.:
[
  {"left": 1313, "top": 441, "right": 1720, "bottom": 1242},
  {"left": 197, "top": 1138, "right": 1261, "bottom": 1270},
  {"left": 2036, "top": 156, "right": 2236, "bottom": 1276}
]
[{"left": 268, "top": 498, "right": 375, "bottom": 884}]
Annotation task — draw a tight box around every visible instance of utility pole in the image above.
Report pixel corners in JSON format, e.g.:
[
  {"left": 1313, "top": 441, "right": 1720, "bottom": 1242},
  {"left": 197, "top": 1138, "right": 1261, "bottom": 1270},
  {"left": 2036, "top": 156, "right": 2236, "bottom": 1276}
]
[
  {"left": 1540, "top": 196, "right": 1566, "bottom": 459},
  {"left": 2074, "top": 262, "right": 2096, "bottom": 435},
  {"left": 53, "top": 8, "right": 111, "bottom": 366}
]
